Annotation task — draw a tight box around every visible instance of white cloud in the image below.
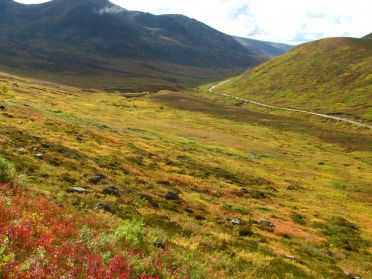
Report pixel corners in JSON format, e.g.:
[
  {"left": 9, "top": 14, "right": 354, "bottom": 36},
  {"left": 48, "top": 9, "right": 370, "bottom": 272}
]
[
  {"left": 97, "top": 5, "right": 125, "bottom": 15},
  {"left": 14, "top": 0, "right": 372, "bottom": 44}
]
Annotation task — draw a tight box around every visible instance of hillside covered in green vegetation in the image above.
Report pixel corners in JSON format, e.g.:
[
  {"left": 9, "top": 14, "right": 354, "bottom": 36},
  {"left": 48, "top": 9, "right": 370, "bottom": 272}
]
[
  {"left": 217, "top": 37, "right": 372, "bottom": 122},
  {"left": 0, "top": 72, "right": 371, "bottom": 278}
]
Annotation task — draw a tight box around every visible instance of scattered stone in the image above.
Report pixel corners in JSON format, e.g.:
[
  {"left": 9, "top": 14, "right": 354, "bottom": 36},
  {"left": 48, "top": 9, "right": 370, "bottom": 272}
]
[
  {"left": 41, "top": 143, "right": 50, "bottom": 148},
  {"left": 0, "top": 105, "right": 5, "bottom": 111},
  {"left": 248, "top": 152, "right": 259, "bottom": 159},
  {"left": 248, "top": 152, "right": 270, "bottom": 160},
  {"left": 165, "top": 190, "right": 179, "bottom": 200},
  {"left": 66, "top": 187, "right": 90, "bottom": 194},
  {"left": 59, "top": 173, "right": 77, "bottom": 184},
  {"left": 16, "top": 147, "right": 26, "bottom": 153},
  {"left": 96, "top": 202, "right": 114, "bottom": 213},
  {"left": 239, "top": 188, "right": 248, "bottom": 194},
  {"left": 230, "top": 219, "right": 243, "bottom": 225},
  {"left": 259, "top": 218, "right": 275, "bottom": 230},
  {"left": 195, "top": 215, "right": 206, "bottom": 221},
  {"left": 343, "top": 271, "right": 362, "bottom": 279},
  {"left": 192, "top": 187, "right": 202, "bottom": 193},
  {"left": 102, "top": 186, "right": 122, "bottom": 197},
  {"left": 210, "top": 190, "right": 221, "bottom": 197},
  {"left": 36, "top": 153, "right": 44, "bottom": 159},
  {"left": 286, "top": 255, "right": 295, "bottom": 260},
  {"left": 236, "top": 188, "right": 248, "bottom": 197},
  {"left": 88, "top": 174, "right": 106, "bottom": 184},
  {"left": 154, "top": 239, "right": 167, "bottom": 249}
]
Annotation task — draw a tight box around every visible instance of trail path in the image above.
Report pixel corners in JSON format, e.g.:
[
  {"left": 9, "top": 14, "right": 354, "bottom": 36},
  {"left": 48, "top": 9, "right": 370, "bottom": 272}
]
[{"left": 208, "top": 79, "right": 372, "bottom": 129}]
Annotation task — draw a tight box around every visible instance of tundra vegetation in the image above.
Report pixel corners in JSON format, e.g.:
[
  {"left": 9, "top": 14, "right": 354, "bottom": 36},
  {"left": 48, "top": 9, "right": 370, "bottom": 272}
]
[
  {"left": 215, "top": 37, "right": 372, "bottom": 122},
  {"left": 0, "top": 72, "right": 371, "bottom": 278}
]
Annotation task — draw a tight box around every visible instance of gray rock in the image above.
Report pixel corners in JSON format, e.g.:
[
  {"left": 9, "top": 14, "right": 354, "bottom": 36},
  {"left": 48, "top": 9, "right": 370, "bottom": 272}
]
[
  {"left": 16, "top": 147, "right": 26, "bottom": 153},
  {"left": 211, "top": 190, "right": 219, "bottom": 196},
  {"left": 259, "top": 218, "right": 275, "bottom": 229},
  {"left": 96, "top": 202, "right": 114, "bottom": 213},
  {"left": 67, "top": 187, "right": 90, "bottom": 194},
  {"left": 344, "top": 271, "right": 362, "bottom": 279},
  {"left": 195, "top": 215, "right": 206, "bottom": 221},
  {"left": 88, "top": 174, "right": 106, "bottom": 184},
  {"left": 230, "top": 218, "right": 243, "bottom": 225},
  {"left": 102, "top": 186, "right": 122, "bottom": 197},
  {"left": 41, "top": 143, "right": 50, "bottom": 148},
  {"left": 165, "top": 190, "right": 179, "bottom": 200},
  {"left": 286, "top": 255, "right": 295, "bottom": 260},
  {"left": 36, "top": 153, "right": 44, "bottom": 159}
]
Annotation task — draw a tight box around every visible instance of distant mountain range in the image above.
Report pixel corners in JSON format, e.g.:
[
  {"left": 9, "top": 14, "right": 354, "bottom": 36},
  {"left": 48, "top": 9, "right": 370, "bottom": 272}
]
[
  {"left": 0, "top": 0, "right": 291, "bottom": 91},
  {"left": 234, "top": 37, "right": 293, "bottom": 58},
  {"left": 219, "top": 34, "right": 372, "bottom": 122}
]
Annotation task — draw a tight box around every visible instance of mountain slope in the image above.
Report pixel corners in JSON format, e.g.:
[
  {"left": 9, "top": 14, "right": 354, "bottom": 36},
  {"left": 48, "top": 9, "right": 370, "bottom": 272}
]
[
  {"left": 363, "top": 32, "right": 372, "bottom": 39},
  {"left": 0, "top": 0, "right": 262, "bottom": 90},
  {"left": 234, "top": 36, "right": 293, "bottom": 58},
  {"left": 218, "top": 37, "right": 372, "bottom": 122}
]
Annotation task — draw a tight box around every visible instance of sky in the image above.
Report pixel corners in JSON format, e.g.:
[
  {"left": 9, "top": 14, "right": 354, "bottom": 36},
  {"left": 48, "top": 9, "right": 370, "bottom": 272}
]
[{"left": 15, "top": 0, "right": 372, "bottom": 45}]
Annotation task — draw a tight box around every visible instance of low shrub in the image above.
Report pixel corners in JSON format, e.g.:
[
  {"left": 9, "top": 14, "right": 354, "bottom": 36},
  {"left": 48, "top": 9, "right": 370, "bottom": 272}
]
[
  {"left": 0, "top": 85, "right": 9, "bottom": 94},
  {"left": 115, "top": 219, "right": 145, "bottom": 247},
  {"left": 0, "top": 156, "right": 16, "bottom": 183}
]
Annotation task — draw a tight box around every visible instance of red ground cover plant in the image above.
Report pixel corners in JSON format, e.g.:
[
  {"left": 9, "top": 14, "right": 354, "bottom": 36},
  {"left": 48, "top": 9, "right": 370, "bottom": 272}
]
[{"left": 0, "top": 182, "right": 171, "bottom": 278}]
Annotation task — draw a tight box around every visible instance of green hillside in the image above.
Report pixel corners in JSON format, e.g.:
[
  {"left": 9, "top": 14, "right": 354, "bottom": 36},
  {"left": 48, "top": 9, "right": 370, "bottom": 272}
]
[
  {"left": 217, "top": 37, "right": 372, "bottom": 122},
  {"left": 363, "top": 33, "right": 372, "bottom": 39}
]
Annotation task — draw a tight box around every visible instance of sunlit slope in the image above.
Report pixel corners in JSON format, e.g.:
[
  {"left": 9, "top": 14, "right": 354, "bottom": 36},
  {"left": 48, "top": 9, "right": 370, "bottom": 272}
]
[
  {"left": 0, "top": 71, "right": 371, "bottom": 278},
  {"left": 219, "top": 37, "right": 372, "bottom": 121}
]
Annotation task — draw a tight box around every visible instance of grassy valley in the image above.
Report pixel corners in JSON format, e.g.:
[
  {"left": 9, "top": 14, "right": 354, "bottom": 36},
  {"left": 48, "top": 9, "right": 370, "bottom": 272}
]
[
  {"left": 216, "top": 37, "right": 372, "bottom": 122},
  {"left": 0, "top": 72, "right": 371, "bottom": 278}
]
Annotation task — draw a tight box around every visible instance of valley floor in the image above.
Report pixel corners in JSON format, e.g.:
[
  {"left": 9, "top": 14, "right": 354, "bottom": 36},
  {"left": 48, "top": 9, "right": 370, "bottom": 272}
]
[{"left": 0, "top": 72, "right": 371, "bottom": 278}]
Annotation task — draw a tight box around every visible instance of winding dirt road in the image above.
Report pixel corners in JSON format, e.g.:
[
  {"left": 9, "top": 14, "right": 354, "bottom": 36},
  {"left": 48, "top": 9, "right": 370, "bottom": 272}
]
[{"left": 208, "top": 80, "right": 372, "bottom": 129}]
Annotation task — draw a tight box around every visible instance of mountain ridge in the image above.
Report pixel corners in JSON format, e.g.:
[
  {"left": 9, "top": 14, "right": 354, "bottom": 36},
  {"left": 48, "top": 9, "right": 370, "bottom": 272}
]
[
  {"left": 234, "top": 36, "right": 294, "bottom": 58},
  {"left": 0, "top": 0, "right": 268, "bottom": 90}
]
